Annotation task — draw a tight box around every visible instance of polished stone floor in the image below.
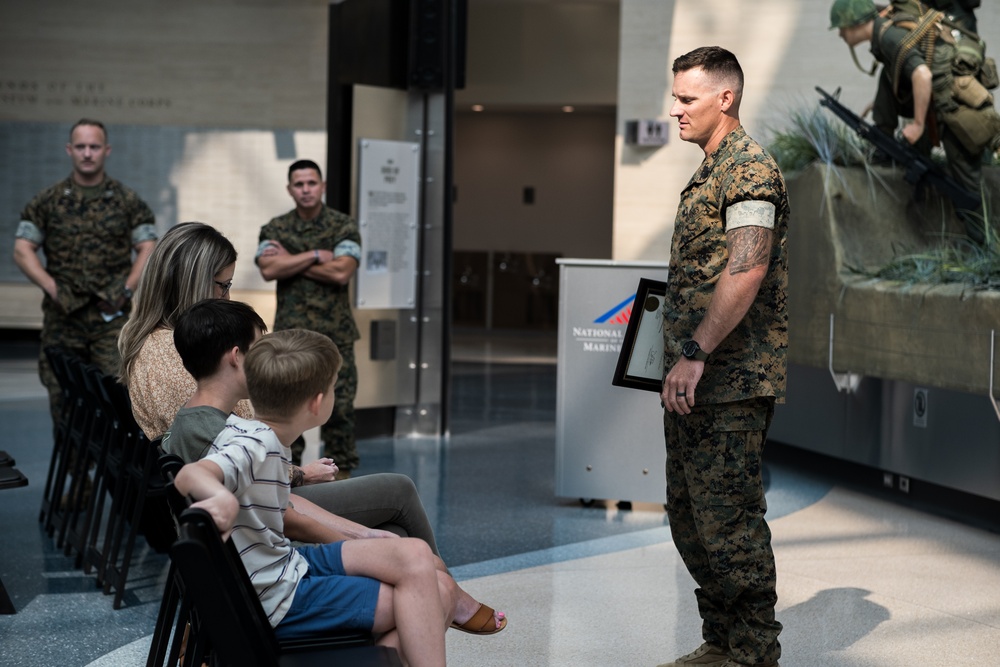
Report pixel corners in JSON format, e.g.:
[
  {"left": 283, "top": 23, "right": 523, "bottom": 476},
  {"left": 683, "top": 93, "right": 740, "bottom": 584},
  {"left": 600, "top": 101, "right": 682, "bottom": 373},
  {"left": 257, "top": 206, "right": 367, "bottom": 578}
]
[{"left": 0, "top": 331, "right": 998, "bottom": 666}]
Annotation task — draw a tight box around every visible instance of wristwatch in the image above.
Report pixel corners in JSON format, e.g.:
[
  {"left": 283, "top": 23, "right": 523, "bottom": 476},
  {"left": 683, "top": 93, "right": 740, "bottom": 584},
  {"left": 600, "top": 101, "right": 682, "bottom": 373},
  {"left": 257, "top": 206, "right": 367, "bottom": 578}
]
[
  {"left": 123, "top": 286, "right": 134, "bottom": 300},
  {"left": 681, "top": 340, "right": 709, "bottom": 362}
]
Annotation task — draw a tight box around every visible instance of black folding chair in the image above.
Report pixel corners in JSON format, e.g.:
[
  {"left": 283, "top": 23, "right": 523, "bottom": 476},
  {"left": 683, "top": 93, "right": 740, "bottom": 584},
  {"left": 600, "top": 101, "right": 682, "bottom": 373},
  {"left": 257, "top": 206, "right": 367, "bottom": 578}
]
[
  {"left": 170, "top": 506, "right": 401, "bottom": 667},
  {"left": 1, "top": 462, "right": 28, "bottom": 614},
  {"left": 39, "top": 346, "right": 84, "bottom": 536},
  {"left": 62, "top": 363, "right": 116, "bottom": 564},
  {"left": 149, "top": 453, "right": 385, "bottom": 667},
  {"left": 98, "top": 379, "right": 165, "bottom": 608},
  {"left": 80, "top": 370, "right": 130, "bottom": 577},
  {"left": 145, "top": 452, "right": 189, "bottom": 667},
  {"left": 38, "top": 345, "right": 69, "bottom": 528},
  {"left": 52, "top": 353, "right": 102, "bottom": 552}
]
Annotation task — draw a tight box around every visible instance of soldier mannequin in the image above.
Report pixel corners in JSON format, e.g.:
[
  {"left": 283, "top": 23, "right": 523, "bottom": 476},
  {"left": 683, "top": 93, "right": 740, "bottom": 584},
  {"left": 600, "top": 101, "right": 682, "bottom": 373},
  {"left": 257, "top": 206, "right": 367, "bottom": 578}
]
[
  {"left": 14, "top": 118, "right": 157, "bottom": 428},
  {"left": 256, "top": 160, "right": 361, "bottom": 475},
  {"left": 831, "top": 0, "right": 1000, "bottom": 243}
]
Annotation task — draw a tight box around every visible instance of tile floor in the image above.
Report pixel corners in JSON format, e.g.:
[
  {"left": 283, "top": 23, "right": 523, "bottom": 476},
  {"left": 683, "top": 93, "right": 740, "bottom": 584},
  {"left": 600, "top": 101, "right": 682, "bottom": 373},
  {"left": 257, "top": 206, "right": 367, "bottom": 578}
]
[{"left": 0, "top": 331, "right": 998, "bottom": 667}]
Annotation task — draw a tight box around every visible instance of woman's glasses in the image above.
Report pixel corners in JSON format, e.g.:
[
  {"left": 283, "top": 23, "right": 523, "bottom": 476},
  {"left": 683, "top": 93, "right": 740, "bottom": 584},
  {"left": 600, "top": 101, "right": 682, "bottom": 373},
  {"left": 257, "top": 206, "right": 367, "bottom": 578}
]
[{"left": 214, "top": 279, "right": 233, "bottom": 296}]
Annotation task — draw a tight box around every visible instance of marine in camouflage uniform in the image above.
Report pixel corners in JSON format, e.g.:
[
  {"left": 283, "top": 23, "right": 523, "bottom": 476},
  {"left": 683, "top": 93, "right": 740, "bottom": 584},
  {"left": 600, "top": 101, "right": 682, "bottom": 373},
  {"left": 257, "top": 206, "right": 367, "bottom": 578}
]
[
  {"left": 659, "top": 48, "right": 787, "bottom": 667},
  {"left": 14, "top": 119, "right": 157, "bottom": 430},
  {"left": 257, "top": 160, "right": 361, "bottom": 472}
]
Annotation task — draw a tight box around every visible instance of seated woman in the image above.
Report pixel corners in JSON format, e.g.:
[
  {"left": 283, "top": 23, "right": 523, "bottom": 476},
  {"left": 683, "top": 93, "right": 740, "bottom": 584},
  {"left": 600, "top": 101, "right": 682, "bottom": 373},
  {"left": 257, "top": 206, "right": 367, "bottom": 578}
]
[
  {"left": 118, "top": 222, "right": 437, "bottom": 543},
  {"left": 118, "top": 222, "right": 504, "bottom": 634}
]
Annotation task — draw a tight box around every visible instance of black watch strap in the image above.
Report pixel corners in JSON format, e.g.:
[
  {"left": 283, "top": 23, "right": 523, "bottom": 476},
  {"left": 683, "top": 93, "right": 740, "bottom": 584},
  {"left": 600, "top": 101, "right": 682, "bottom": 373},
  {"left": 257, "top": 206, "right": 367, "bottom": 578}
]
[{"left": 681, "top": 340, "right": 709, "bottom": 362}]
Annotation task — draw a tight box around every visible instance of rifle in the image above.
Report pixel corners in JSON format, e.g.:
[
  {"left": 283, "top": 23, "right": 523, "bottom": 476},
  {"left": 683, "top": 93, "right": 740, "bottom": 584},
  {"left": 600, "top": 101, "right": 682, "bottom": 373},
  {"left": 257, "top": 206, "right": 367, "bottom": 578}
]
[{"left": 815, "top": 86, "right": 980, "bottom": 212}]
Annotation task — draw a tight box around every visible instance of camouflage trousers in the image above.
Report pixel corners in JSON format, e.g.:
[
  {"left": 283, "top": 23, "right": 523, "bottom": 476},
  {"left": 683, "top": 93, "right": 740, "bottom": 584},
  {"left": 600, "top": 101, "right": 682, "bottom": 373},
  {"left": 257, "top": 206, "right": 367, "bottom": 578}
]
[
  {"left": 289, "top": 342, "right": 358, "bottom": 471},
  {"left": 38, "top": 298, "right": 126, "bottom": 438},
  {"left": 664, "top": 397, "right": 781, "bottom": 666}
]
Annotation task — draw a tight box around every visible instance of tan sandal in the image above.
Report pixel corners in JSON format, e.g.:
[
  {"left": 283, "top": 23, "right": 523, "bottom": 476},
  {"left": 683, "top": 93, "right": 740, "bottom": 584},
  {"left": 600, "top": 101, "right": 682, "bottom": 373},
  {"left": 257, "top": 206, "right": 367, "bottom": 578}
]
[{"left": 450, "top": 603, "right": 507, "bottom": 635}]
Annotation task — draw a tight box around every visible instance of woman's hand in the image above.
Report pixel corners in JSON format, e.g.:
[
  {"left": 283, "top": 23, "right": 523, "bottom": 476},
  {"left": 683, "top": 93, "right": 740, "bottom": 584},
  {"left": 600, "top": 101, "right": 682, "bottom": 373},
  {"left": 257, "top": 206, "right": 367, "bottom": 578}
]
[{"left": 300, "top": 458, "right": 339, "bottom": 485}]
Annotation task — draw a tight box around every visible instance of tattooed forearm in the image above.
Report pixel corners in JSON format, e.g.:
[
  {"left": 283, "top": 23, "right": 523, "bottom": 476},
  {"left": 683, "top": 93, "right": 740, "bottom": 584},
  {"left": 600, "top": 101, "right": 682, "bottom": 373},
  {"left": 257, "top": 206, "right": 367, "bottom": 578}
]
[
  {"left": 727, "top": 226, "right": 771, "bottom": 275},
  {"left": 290, "top": 465, "right": 304, "bottom": 488}
]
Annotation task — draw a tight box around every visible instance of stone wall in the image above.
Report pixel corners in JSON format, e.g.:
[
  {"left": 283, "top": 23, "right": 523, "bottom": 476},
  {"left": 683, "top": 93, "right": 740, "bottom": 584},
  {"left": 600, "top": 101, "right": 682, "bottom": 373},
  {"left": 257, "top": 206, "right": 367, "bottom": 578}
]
[{"left": 787, "top": 163, "right": 1000, "bottom": 396}]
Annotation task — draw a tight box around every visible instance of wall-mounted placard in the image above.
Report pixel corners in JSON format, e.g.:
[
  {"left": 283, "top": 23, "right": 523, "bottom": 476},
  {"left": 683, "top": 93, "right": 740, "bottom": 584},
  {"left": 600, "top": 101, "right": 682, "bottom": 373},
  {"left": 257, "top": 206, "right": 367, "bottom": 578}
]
[{"left": 356, "top": 138, "right": 421, "bottom": 310}]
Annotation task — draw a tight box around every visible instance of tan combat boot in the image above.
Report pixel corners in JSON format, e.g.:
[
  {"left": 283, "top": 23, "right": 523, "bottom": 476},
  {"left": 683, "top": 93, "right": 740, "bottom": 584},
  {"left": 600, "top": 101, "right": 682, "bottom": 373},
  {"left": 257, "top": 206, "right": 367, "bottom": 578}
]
[{"left": 656, "top": 643, "right": 729, "bottom": 667}]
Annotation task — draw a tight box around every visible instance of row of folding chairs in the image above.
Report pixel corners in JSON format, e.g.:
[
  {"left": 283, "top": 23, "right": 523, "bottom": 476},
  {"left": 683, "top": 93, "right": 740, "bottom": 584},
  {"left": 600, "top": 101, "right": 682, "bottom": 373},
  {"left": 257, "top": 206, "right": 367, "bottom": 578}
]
[
  {"left": 38, "top": 346, "right": 401, "bottom": 664},
  {"left": 38, "top": 345, "right": 172, "bottom": 610}
]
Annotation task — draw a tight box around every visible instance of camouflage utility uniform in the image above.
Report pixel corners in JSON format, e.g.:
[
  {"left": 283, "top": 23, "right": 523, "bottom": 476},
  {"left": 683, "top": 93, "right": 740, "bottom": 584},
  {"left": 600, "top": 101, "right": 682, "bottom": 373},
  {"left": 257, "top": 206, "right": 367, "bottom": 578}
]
[
  {"left": 870, "top": 7, "right": 995, "bottom": 240},
  {"left": 258, "top": 206, "right": 361, "bottom": 470},
  {"left": 18, "top": 176, "right": 156, "bottom": 421},
  {"left": 662, "top": 126, "right": 789, "bottom": 666}
]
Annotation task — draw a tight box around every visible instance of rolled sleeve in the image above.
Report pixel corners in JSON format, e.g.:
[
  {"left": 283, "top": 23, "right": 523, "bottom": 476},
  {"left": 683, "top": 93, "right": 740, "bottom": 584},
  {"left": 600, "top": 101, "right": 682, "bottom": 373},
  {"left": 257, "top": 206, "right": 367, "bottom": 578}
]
[
  {"left": 725, "top": 201, "right": 776, "bottom": 232},
  {"left": 16, "top": 220, "right": 43, "bottom": 244},
  {"left": 132, "top": 223, "right": 158, "bottom": 245},
  {"left": 333, "top": 239, "right": 361, "bottom": 262},
  {"left": 256, "top": 239, "right": 278, "bottom": 259}
]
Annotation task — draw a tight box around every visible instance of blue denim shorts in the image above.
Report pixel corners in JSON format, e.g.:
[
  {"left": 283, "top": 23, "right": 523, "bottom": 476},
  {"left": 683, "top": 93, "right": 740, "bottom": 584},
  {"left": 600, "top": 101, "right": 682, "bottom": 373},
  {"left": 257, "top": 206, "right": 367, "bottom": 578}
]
[{"left": 273, "top": 541, "right": 380, "bottom": 640}]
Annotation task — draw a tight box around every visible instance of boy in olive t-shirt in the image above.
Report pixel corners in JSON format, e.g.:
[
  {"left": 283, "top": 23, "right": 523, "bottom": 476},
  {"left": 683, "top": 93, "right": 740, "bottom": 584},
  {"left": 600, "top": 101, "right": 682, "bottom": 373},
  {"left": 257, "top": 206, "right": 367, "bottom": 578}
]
[{"left": 161, "top": 300, "right": 266, "bottom": 463}]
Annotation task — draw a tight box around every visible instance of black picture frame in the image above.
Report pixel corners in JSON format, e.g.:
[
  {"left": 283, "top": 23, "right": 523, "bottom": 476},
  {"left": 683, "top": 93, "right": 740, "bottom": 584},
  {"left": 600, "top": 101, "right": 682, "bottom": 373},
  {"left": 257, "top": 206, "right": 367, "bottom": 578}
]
[{"left": 611, "top": 278, "right": 667, "bottom": 392}]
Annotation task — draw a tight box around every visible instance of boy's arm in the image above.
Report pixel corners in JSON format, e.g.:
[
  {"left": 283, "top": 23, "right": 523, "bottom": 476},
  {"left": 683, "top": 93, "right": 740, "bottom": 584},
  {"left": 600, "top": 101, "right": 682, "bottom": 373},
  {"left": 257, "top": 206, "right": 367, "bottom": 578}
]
[
  {"left": 174, "top": 459, "right": 239, "bottom": 539},
  {"left": 284, "top": 503, "right": 353, "bottom": 543},
  {"left": 289, "top": 494, "right": 399, "bottom": 541}
]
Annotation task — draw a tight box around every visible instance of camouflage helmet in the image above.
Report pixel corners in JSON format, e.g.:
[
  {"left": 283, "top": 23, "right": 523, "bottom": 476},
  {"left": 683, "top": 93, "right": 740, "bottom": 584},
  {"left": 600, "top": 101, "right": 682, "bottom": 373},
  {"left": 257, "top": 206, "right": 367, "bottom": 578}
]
[{"left": 829, "top": 0, "right": 877, "bottom": 29}]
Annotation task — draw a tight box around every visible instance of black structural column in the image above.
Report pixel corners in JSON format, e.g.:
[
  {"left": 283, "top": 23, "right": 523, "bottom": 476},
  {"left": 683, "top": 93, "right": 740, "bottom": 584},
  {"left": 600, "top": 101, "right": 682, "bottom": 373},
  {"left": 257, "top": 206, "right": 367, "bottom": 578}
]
[{"left": 326, "top": 0, "right": 465, "bottom": 436}]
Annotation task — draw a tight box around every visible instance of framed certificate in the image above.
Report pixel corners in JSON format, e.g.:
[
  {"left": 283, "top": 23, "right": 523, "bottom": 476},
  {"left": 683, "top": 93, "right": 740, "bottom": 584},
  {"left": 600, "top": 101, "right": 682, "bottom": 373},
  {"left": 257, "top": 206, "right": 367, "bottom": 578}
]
[{"left": 611, "top": 278, "right": 667, "bottom": 392}]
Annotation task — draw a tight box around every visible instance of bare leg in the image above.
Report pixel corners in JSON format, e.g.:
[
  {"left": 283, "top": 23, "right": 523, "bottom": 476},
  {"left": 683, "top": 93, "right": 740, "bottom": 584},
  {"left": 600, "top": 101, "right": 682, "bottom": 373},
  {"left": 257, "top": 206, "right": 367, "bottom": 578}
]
[
  {"left": 375, "top": 628, "right": 401, "bottom": 660},
  {"left": 430, "top": 554, "right": 505, "bottom": 631},
  {"left": 341, "top": 537, "right": 447, "bottom": 667},
  {"left": 290, "top": 496, "right": 503, "bottom": 633}
]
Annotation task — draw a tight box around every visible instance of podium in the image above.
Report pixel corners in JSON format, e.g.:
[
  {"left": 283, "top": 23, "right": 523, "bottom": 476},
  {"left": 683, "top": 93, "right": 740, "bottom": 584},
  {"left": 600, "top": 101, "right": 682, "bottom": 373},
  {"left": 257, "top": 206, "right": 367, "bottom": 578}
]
[{"left": 555, "top": 259, "right": 668, "bottom": 504}]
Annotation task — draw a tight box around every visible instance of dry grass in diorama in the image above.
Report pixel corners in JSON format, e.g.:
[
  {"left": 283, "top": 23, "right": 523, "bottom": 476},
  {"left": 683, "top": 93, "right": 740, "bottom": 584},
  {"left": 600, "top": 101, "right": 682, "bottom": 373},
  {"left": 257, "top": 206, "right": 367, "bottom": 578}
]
[
  {"left": 768, "top": 104, "right": 869, "bottom": 172},
  {"left": 766, "top": 102, "right": 1000, "bottom": 289},
  {"left": 767, "top": 103, "right": 898, "bottom": 208},
  {"left": 860, "top": 201, "right": 1000, "bottom": 290}
]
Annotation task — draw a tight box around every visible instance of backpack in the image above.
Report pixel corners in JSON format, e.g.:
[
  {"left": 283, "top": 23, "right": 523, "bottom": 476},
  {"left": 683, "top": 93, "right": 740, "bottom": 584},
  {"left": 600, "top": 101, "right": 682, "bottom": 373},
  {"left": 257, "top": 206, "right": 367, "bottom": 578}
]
[
  {"left": 885, "top": 0, "right": 1000, "bottom": 153},
  {"left": 883, "top": 0, "right": 993, "bottom": 87}
]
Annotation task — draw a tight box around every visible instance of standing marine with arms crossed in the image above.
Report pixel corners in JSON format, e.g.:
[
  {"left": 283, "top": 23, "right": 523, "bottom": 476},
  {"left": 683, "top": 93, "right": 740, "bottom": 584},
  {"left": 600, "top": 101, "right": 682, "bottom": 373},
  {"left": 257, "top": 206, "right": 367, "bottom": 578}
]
[{"left": 257, "top": 159, "right": 362, "bottom": 475}]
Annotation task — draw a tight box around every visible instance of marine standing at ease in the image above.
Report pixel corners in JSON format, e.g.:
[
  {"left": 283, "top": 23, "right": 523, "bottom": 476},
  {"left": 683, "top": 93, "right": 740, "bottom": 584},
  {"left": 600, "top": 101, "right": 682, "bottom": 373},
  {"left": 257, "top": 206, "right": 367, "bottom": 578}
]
[
  {"left": 13, "top": 119, "right": 157, "bottom": 425},
  {"left": 257, "top": 159, "right": 362, "bottom": 475},
  {"left": 657, "top": 46, "right": 788, "bottom": 667}
]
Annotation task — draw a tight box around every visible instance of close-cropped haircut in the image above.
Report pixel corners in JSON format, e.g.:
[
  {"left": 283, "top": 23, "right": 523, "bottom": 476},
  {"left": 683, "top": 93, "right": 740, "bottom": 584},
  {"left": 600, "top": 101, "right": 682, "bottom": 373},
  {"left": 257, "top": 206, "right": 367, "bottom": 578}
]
[
  {"left": 70, "top": 118, "right": 107, "bottom": 142},
  {"left": 173, "top": 300, "right": 267, "bottom": 381},
  {"left": 672, "top": 46, "right": 744, "bottom": 96},
  {"left": 118, "top": 222, "right": 238, "bottom": 384},
  {"left": 245, "top": 329, "right": 342, "bottom": 420},
  {"left": 288, "top": 159, "right": 322, "bottom": 182}
]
